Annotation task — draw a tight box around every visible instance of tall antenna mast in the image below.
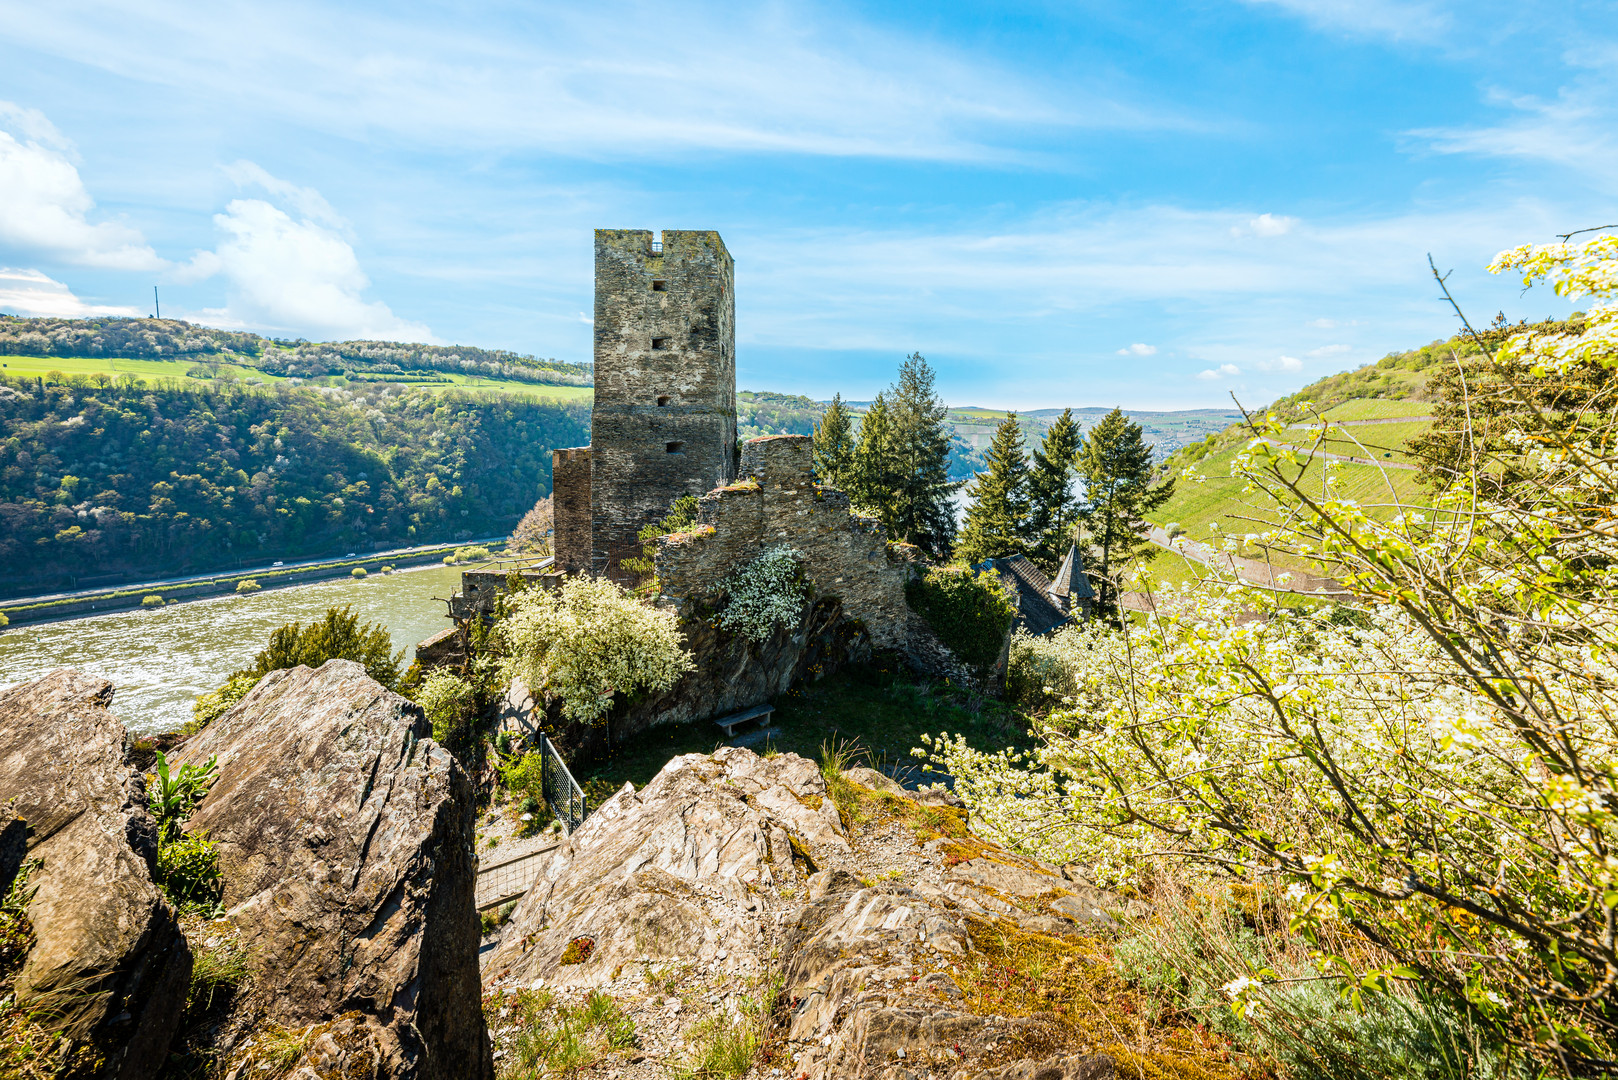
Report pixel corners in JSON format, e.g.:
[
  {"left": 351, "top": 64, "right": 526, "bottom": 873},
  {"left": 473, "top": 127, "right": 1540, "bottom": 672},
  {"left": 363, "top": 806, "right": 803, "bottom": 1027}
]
[{"left": 153, "top": 286, "right": 160, "bottom": 319}]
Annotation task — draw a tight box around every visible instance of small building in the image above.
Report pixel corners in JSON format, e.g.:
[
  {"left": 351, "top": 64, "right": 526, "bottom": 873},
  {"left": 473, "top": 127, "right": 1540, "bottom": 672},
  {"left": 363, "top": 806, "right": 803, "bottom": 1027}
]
[{"left": 974, "top": 543, "right": 1094, "bottom": 636}]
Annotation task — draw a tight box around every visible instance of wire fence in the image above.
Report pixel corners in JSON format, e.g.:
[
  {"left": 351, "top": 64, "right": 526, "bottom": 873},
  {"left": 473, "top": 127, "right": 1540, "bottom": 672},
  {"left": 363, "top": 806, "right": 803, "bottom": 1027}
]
[{"left": 540, "top": 734, "right": 587, "bottom": 834}]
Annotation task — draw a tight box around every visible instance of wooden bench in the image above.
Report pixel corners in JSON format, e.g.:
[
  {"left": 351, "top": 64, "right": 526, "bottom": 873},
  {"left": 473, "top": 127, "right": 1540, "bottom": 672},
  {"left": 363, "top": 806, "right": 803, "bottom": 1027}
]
[{"left": 715, "top": 704, "right": 775, "bottom": 738}]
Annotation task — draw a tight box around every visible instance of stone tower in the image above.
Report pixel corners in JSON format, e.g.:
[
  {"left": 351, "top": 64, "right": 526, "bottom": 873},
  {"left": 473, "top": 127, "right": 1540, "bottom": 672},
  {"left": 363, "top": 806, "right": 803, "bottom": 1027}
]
[{"left": 552, "top": 229, "right": 738, "bottom": 581}]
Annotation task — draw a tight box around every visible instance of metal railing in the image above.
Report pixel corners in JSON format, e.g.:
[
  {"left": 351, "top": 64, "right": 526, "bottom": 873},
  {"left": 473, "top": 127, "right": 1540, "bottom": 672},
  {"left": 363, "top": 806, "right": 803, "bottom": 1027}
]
[{"left": 540, "top": 734, "right": 587, "bottom": 834}]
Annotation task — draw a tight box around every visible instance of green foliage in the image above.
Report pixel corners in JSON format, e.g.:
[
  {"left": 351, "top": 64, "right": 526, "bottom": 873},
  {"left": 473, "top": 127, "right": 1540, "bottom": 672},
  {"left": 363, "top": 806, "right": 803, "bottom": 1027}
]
[
  {"left": 494, "top": 986, "right": 636, "bottom": 1078},
  {"left": 141, "top": 594, "right": 165, "bottom": 608},
  {"left": 350, "top": 566, "right": 367, "bottom": 579},
  {"left": 0, "top": 860, "right": 39, "bottom": 985},
  {"left": 905, "top": 566, "right": 1017, "bottom": 669},
  {"left": 1075, "top": 407, "right": 1174, "bottom": 609},
  {"left": 1026, "top": 408, "right": 1082, "bottom": 571},
  {"left": 188, "top": 672, "right": 257, "bottom": 733},
  {"left": 717, "top": 545, "right": 811, "bottom": 642},
  {"left": 184, "top": 934, "right": 251, "bottom": 1018},
  {"left": 737, "top": 389, "right": 823, "bottom": 440},
  {"left": 671, "top": 984, "right": 776, "bottom": 1080},
  {"left": 149, "top": 752, "right": 218, "bottom": 842},
  {"left": 155, "top": 831, "right": 223, "bottom": 912},
  {"left": 846, "top": 355, "right": 959, "bottom": 556},
  {"left": 621, "top": 494, "right": 699, "bottom": 580},
  {"left": 0, "top": 372, "right": 588, "bottom": 595},
  {"left": 416, "top": 669, "right": 476, "bottom": 746},
  {"left": 499, "top": 577, "right": 693, "bottom": 723},
  {"left": 811, "top": 392, "right": 855, "bottom": 488},
  {"left": 247, "top": 605, "right": 403, "bottom": 689},
  {"left": 234, "top": 578, "right": 261, "bottom": 593},
  {"left": 956, "top": 412, "right": 1030, "bottom": 566}
]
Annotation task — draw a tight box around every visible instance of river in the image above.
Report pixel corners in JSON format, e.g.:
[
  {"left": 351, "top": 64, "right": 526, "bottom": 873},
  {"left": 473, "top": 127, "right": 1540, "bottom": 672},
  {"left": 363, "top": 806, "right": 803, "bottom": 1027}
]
[{"left": 0, "top": 565, "right": 465, "bottom": 734}]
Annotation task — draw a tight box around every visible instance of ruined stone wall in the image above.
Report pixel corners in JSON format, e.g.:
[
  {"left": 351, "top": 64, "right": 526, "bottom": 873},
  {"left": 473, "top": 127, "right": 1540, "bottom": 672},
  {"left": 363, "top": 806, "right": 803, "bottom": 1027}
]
[
  {"left": 551, "top": 446, "right": 592, "bottom": 576},
  {"left": 591, "top": 229, "right": 737, "bottom": 581},
  {"left": 656, "top": 435, "right": 910, "bottom": 648}
]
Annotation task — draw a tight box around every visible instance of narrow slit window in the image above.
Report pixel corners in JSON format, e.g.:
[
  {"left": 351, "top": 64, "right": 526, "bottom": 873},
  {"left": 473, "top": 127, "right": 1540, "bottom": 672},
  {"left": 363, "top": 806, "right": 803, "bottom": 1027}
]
[
  {"left": 652, "top": 337, "right": 671, "bottom": 350},
  {"left": 666, "top": 441, "right": 684, "bottom": 454},
  {"left": 651, "top": 280, "right": 666, "bottom": 291},
  {"left": 657, "top": 395, "right": 671, "bottom": 406}
]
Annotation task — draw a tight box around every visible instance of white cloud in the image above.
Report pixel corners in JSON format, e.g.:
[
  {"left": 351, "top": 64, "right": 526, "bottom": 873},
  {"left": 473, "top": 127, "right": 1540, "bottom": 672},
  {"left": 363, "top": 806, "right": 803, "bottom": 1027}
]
[
  {"left": 1309, "top": 317, "right": 1339, "bottom": 328},
  {"left": 1237, "top": 0, "right": 1451, "bottom": 43},
  {"left": 183, "top": 165, "right": 432, "bottom": 342},
  {"left": 0, "top": 101, "right": 161, "bottom": 270},
  {"left": 1306, "top": 343, "right": 1351, "bottom": 357},
  {"left": 1255, "top": 355, "right": 1305, "bottom": 372},
  {"left": 1233, "top": 213, "right": 1298, "bottom": 238},
  {"left": 1116, "top": 342, "right": 1157, "bottom": 355},
  {"left": 0, "top": 5, "right": 1198, "bottom": 164},
  {"left": 1197, "top": 363, "right": 1242, "bottom": 380},
  {"left": 0, "top": 267, "right": 140, "bottom": 317}
]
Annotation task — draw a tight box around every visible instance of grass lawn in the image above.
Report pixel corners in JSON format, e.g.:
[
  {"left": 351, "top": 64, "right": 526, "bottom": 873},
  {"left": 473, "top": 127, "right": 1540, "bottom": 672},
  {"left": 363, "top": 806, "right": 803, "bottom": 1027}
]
[
  {"left": 0, "top": 353, "right": 593, "bottom": 404},
  {"left": 573, "top": 659, "right": 1032, "bottom": 801},
  {"left": 1317, "top": 398, "right": 1434, "bottom": 422}
]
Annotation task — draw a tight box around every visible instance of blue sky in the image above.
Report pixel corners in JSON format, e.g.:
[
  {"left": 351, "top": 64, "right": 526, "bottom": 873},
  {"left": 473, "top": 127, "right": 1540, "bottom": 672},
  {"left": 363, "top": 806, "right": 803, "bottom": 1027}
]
[{"left": 0, "top": 1, "right": 1613, "bottom": 410}]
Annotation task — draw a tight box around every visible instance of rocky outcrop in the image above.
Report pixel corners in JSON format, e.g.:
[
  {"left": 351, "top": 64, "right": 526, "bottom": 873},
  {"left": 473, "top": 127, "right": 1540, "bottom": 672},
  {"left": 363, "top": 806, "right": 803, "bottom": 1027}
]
[
  {"left": 482, "top": 747, "right": 1143, "bottom": 1079},
  {"left": 175, "top": 660, "right": 492, "bottom": 1080},
  {"left": 0, "top": 670, "right": 192, "bottom": 1080}
]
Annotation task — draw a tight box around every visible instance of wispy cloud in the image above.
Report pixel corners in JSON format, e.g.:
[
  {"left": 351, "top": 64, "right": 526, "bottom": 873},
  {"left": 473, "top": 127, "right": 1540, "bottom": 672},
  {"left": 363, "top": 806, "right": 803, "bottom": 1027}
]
[
  {"left": 0, "top": 2, "right": 1195, "bottom": 163},
  {"left": 1254, "top": 355, "right": 1304, "bottom": 371},
  {"left": 1117, "top": 342, "right": 1158, "bottom": 355},
  {"left": 0, "top": 267, "right": 141, "bottom": 317},
  {"left": 1237, "top": 0, "right": 1451, "bottom": 43},
  {"left": 1197, "top": 363, "right": 1242, "bottom": 380},
  {"left": 0, "top": 101, "right": 161, "bottom": 270}
]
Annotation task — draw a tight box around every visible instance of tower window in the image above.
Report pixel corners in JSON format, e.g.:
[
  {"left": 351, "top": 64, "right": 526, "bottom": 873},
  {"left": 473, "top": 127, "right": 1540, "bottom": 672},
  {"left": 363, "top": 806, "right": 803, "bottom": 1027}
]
[
  {"left": 652, "top": 337, "right": 671, "bottom": 350},
  {"left": 651, "top": 280, "right": 666, "bottom": 291},
  {"left": 666, "top": 441, "right": 684, "bottom": 454},
  {"left": 657, "top": 395, "right": 671, "bottom": 406}
]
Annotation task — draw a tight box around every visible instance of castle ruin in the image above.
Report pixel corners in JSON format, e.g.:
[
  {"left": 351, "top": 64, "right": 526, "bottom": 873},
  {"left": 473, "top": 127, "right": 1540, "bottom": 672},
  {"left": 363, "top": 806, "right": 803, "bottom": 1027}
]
[{"left": 553, "top": 230, "right": 738, "bottom": 581}]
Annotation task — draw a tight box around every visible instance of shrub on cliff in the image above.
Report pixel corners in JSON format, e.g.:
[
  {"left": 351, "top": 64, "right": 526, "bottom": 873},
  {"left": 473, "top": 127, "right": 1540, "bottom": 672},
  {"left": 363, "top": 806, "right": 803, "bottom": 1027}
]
[
  {"left": 717, "top": 544, "right": 811, "bottom": 643},
  {"left": 499, "top": 576, "right": 692, "bottom": 723},
  {"left": 905, "top": 566, "right": 1016, "bottom": 669},
  {"left": 416, "top": 669, "right": 476, "bottom": 747},
  {"left": 246, "top": 606, "right": 403, "bottom": 689},
  {"left": 189, "top": 672, "right": 258, "bottom": 733}
]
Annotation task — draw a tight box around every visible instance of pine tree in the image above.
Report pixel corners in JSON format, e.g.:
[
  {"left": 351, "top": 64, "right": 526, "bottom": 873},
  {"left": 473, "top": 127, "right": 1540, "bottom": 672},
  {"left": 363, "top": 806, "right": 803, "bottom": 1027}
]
[
  {"left": 846, "top": 392, "right": 901, "bottom": 531},
  {"left": 812, "top": 392, "right": 855, "bottom": 487},
  {"left": 956, "top": 412, "right": 1030, "bottom": 566},
  {"left": 885, "top": 353, "right": 958, "bottom": 556},
  {"left": 1025, "top": 408, "right": 1081, "bottom": 571},
  {"left": 1074, "top": 408, "right": 1174, "bottom": 611}
]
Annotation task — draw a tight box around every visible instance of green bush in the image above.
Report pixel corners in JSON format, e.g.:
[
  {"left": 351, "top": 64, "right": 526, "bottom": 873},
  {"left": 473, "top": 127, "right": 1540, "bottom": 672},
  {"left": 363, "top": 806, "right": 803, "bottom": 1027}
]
[
  {"left": 245, "top": 605, "right": 403, "bottom": 689},
  {"left": 501, "top": 750, "right": 548, "bottom": 810},
  {"left": 234, "top": 578, "right": 261, "bottom": 593},
  {"left": 148, "top": 752, "right": 219, "bottom": 841},
  {"left": 141, "top": 594, "right": 165, "bottom": 608},
  {"left": 455, "top": 545, "right": 491, "bottom": 562},
  {"left": 416, "top": 669, "right": 476, "bottom": 746},
  {"left": 904, "top": 567, "right": 1017, "bottom": 669},
  {"left": 155, "top": 831, "right": 223, "bottom": 912},
  {"left": 350, "top": 567, "right": 367, "bottom": 579},
  {"left": 189, "top": 672, "right": 257, "bottom": 733}
]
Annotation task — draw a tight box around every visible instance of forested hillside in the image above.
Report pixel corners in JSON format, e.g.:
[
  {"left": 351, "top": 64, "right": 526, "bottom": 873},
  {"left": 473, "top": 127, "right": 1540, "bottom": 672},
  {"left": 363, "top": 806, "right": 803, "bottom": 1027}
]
[
  {"left": 0, "top": 375, "right": 587, "bottom": 597},
  {"left": 0, "top": 315, "right": 591, "bottom": 386}
]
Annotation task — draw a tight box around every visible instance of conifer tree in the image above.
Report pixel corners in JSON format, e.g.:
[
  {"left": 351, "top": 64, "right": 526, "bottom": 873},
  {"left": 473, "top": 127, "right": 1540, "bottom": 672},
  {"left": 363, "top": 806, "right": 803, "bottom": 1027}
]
[
  {"left": 885, "top": 353, "right": 958, "bottom": 556},
  {"left": 956, "top": 412, "right": 1030, "bottom": 566},
  {"left": 812, "top": 392, "right": 855, "bottom": 487},
  {"left": 846, "top": 392, "right": 901, "bottom": 531},
  {"left": 1074, "top": 408, "right": 1174, "bottom": 611},
  {"left": 1025, "top": 408, "right": 1082, "bottom": 571}
]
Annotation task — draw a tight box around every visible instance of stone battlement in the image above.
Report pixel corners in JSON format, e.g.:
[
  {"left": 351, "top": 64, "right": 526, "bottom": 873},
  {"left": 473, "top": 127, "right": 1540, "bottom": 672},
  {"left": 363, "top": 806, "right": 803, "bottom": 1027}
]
[{"left": 656, "top": 435, "right": 910, "bottom": 648}]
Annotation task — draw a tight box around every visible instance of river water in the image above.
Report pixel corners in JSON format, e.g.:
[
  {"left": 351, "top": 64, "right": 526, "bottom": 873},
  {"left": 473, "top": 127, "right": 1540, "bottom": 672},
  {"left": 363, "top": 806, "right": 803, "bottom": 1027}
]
[{"left": 0, "top": 565, "right": 465, "bottom": 734}]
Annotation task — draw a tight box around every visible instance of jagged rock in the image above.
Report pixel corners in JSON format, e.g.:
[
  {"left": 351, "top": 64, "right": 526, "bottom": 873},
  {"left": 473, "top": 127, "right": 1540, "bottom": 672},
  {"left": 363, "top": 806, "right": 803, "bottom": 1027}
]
[
  {"left": 175, "top": 659, "right": 492, "bottom": 1080},
  {"left": 484, "top": 746, "right": 845, "bottom": 989},
  {"left": 0, "top": 670, "right": 192, "bottom": 1080},
  {"left": 482, "top": 748, "right": 1133, "bottom": 1080}
]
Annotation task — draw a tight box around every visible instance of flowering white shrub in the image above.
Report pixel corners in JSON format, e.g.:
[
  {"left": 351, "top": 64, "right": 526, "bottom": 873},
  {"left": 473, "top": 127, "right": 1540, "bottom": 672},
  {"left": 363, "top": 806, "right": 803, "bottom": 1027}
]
[
  {"left": 1003, "top": 623, "right": 1124, "bottom": 713},
  {"left": 717, "top": 545, "right": 811, "bottom": 643},
  {"left": 499, "top": 576, "right": 692, "bottom": 723},
  {"left": 415, "top": 668, "right": 476, "bottom": 743},
  {"left": 924, "top": 234, "right": 1618, "bottom": 1070}
]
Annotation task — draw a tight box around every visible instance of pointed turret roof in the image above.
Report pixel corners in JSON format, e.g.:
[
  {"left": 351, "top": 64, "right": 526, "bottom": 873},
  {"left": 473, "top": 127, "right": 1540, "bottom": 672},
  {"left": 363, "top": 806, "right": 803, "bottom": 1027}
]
[{"left": 1048, "top": 544, "right": 1095, "bottom": 600}]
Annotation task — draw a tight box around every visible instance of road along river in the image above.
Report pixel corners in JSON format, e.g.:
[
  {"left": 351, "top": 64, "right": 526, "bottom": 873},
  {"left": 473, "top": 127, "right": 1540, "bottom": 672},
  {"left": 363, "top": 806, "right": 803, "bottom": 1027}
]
[{"left": 0, "top": 565, "right": 464, "bottom": 734}]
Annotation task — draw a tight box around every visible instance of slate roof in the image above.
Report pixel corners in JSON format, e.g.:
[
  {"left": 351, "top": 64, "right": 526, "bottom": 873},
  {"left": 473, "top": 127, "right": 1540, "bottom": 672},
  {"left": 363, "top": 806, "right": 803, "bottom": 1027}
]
[
  {"left": 1048, "top": 544, "right": 1096, "bottom": 601},
  {"left": 974, "top": 555, "right": 1070, "bottom": 637}
]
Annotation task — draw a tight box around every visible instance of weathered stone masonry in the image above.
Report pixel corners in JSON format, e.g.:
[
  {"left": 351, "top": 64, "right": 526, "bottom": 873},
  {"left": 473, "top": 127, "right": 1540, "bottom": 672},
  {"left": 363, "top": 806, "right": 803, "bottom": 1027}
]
[
  {"left": 655, "top": 435, "right": 912, "bottom": 648},
  {"left": 552, "top": 229, "right": 738, "bottom": 583}
]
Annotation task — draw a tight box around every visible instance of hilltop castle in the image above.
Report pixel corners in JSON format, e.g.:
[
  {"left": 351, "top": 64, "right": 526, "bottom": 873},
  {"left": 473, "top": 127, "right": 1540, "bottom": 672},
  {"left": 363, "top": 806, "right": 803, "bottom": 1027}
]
[{"left": 553, "top": 230, "right": 738, "bottom": 581}]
